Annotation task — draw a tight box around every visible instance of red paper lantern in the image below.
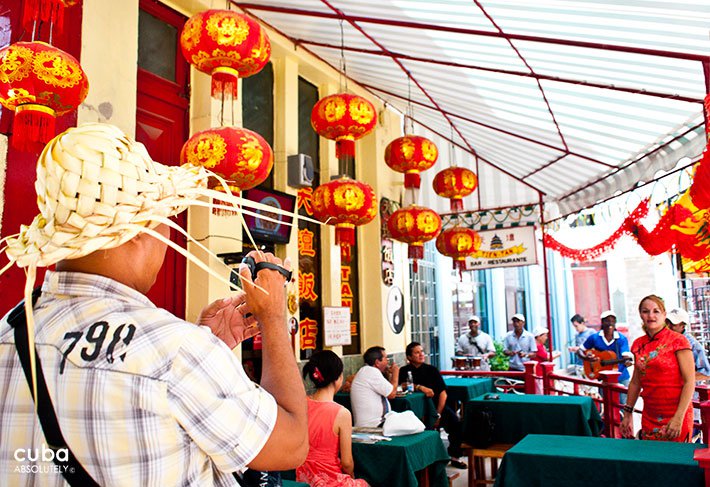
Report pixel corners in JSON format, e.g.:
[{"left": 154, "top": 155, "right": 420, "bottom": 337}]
[
  {"left": 384, "top": 135, "right": 438, "bottom": 189},
  {"left": 436, "top": 226, "right": 481, "bottom": 277},
  {"left": 432, "top": 166, "right": 478, "bottom": 212},
  {"left": 181, "top": 126, "right": 273, "bottom": 215},
  {"left": 311, "top": 177, "right": 377, "bottom": 262},
  {"left": 22, "top": 0, "right": 79, "bottom": 36},
  {"left": 387, "top": 205, "right": 442, "bottom": 272},
  {"left": 311, "top": 93, "right": 377, "bottom": 159},
  {"left": 180, "top": 9, "right": 271, "bottom": 98},
  {"left": 0, "top": 41, "right": 89, "bottom": 152}
]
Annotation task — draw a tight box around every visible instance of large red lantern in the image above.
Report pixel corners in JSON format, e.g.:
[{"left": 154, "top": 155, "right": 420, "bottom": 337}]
[
  {"left": 312, "top": 177, "right": 377, "bottom": 262},
  {"left": 22, "top": 0, "right": 79, "bottom": 36},
  {"left": 436, "top": 226, "right": 481, "bottom": 278},
  {"left": 387, "top": 205, "right": 442, "bottom": 272},
  {"left": 432, "top": 166, "right": 478, "bottom": 212},
  {"left": 311, "top": 93, "right": 377, "bottom": 159},
  {"left": 180, "top": 10, "right": 271, "bottom": 98},
  {"left": 181, "top": 126, "right": 273, "bottom": 214},
  {"left": 384, "top": 135, "right": 438, "bottom": 189},
  {"left": 0, "top": 41, "right": 89, "bottom": 152}
]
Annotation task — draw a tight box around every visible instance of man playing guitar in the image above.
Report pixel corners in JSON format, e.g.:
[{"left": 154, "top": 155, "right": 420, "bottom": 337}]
[{"left": 578, "top": 310, "right": 634, "bottom": 405}]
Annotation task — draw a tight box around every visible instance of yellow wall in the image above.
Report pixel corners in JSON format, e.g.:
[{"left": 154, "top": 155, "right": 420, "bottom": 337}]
[{"left": 77, "top": 0, "right": 412, "bottom": 358}]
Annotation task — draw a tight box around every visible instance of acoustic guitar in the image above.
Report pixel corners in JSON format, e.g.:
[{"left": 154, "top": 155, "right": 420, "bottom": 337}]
[{"left": 583, "top": 350, "right": 628, "bottom": 380}]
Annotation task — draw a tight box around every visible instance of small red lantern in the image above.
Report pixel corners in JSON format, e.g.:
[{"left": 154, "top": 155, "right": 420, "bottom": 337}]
[
  {"left": 181, "top": 126, "right": 273, "bottom": 215},
  {"left": 180, "top": 10, "right": 271, "bottom": 98},
  {"left": 387, "top": 205, "right": 442, "bottom": 272},
  {"left": 0, "top": 41, "right": 89, "bottom": 152},
  {"left": 432, "top": 166, "right": 478, "bottom": 212},
  {"left": 22, "top": 0, "right": 79, "bottom": 36},
  {"left": 436, "top": 226, "right": 481, "bottom": 278},
  {"left": 311, "top": 177, "right": 377, "bottom": 262},
  {"left": 311, "top": 93, "right": 377, "bottom": 159},
  {"left": 384, "top": 135, "right": 438, "bottom": 189}
]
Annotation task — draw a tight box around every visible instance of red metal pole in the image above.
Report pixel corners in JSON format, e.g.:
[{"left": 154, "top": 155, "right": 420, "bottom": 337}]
[
  {"left": 599, "top": 370, "right": 621, "bottom": 438},
  {"left": 541, "top": 362, "right": 555, "bottom": 396},
  {"left": 524, "top": 361, "right": 537, "bottom": 394},
  {"left": 539, "top": 193, "right": 553, "bottom": 359}
]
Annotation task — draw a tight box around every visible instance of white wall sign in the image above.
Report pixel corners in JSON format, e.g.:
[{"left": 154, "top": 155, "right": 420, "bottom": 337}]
[
  {"left": 323, "top": 306, "right": 352, "bottom": 347},
  {"left": 465, "top": 226, "right": 538, "bottom": 270}
]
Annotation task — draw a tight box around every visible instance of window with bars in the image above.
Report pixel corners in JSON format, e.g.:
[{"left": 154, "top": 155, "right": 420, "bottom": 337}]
[{"left": 409, "top": 241, "right": 439, "bottom": 365}]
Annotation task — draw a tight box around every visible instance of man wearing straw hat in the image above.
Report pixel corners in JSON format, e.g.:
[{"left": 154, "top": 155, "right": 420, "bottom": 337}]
[{"left": 0, "top": 124, "right": 307, "bottom": 485}]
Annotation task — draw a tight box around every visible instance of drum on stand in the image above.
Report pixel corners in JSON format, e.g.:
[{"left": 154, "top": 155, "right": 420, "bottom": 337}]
[{"left": 452, "top": 356, "right": 471, "bottom": 370}]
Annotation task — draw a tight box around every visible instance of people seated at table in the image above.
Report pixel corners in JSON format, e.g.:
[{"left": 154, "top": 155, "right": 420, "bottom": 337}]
[
  {"left": 667, "top": 307, "right": 710, "bottom": 378},
  {"left": 398, "top": 342, "right": 467, "bottom": 470},
  {"left": 350, "top": 346, "right": 400, "bottom": 427},
  {"left": 578, "top": 310, "right": 633, "bottom": 404},
  {"left": 298, "top": 351, "right": 369, "bottom": 487},
  {"left": 621, "top": 295, "right": 695, "bottom": 442},
  {"left": 502, "top": 314, "right": 537, "bottom": 371},
  {"left": 456, "top": 315, "right": 496, "bottom": 370},
  {"left": 567, "top": 314, "right": 594, "bottom": 372}
]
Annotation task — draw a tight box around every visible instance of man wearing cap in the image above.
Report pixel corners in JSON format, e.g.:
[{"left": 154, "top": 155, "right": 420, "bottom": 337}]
[
  {"left": 456, "top": 315, "right": 496, "bottom": 366},
  {"left": 579, "top": 310, "right": 633, "bottom": 404},
  {"left": 667, "top": 308, "right": 710, "bottom": 378},
  {"left": 502, "top": 314, "right": 537, "bottom": 371},
  {"left": 0, "top": 124, "right": 308, "bottom": 485},
  {"left": 568, "top": 314, "right": 595, "bottom": 372}
]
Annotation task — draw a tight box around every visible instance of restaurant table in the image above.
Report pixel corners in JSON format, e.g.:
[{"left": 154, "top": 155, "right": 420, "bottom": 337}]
[
  {"left": 335, "top": 391, "right": 438, "bottom": 428},
  {"left": 352, "top": 430, "right": 450, "bottom": 487},
  {"left": 444, "top": 377, "right": 494, "bottom": 405},
  {"left": 463, "top": 393, "right": 603, "bottom": 445},
  {"left": 282, "top": 481, "right": 309, "bottom": 487},
  {"left": 494, "top": 434, "right": 705, "bottom": 487}
]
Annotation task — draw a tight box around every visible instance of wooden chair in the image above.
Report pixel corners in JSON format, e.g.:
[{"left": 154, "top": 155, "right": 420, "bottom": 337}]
[{"left": 461, "top": 442, "right": 513, "bottom": 487}]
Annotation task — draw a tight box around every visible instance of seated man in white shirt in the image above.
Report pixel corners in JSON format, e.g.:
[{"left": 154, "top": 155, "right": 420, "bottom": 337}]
[{"left": 350, "top": 346, "right": 400, "bottom": 427}]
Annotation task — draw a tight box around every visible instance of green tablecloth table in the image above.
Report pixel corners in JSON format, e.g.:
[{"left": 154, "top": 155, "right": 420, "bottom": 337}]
[
  {"left": 335, "top": 391, "right": 438, "bottom": 428},
  {"left": 352, "top": 430, "right": 450, "bottom": 487},
  {"left": 494, "top": 434, "right": 705, "bottom": 487},
  {"left": 444, "top": 377, "right": 494, "bottom": 405},
  {"left": 282, "top": 481, "right": 309, "bottom": 487},
  {"left": 463, "top": 394, "right": 602, "bottom": 444}
]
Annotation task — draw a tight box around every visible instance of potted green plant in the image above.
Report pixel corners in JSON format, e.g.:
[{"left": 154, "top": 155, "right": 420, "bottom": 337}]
[{"left": 488, "top": 341, "right": 510, "bottom": 371}]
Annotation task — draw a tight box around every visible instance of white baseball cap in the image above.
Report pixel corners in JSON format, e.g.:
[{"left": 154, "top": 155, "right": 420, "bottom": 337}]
[
  {"left": 534, "top": 326, "right": 549, "bottom": 337},
  {"left": 600, "top": 310, "right": 616, "bottom": 320},
  {"left": 667, "top": 308, "right": 690, "bottom": 325},
  {"left": 468, "top": 315, "right": 480, "bottom": 323},
  {"left": 512, "top": 313, "right": 525, "bottom": 322}
]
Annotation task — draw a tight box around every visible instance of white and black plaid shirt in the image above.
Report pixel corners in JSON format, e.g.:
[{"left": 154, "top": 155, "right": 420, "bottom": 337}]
[{"left": 0, "top": 271, "right": 277, "bottom": 486}]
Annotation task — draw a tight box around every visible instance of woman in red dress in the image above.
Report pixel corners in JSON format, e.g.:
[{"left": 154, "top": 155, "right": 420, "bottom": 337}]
[
  {"left": 620, "top": 295, "right": 695, "bottom": 441},
  {"left": 297, "top": 351, "right": 369, "bottom": 487}
]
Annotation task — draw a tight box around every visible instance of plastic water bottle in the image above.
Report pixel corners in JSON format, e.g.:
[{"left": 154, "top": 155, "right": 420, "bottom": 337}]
[{"left": 407, "top": 371, "right": 414, "bottom": 394}]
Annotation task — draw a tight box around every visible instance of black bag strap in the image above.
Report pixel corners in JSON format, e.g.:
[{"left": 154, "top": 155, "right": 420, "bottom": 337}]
[{"left": 8, "top": 290, "right": 100, "bottom": 486}]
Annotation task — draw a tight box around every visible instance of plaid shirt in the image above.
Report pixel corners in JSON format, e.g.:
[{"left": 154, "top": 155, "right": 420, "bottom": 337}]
[{"left": 0, "top": 271, "right": 277, "bottom": 486}]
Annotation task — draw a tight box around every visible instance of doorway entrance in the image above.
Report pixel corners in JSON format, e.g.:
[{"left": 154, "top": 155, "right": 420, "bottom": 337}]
[{"left": 135, "top": 0, "right": 189, "bottom": 317}]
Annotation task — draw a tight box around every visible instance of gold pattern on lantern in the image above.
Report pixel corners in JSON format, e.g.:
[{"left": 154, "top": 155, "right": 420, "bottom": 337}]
[
  {"left": 186, "top": 135, "right": 227, "bottom": 168},
  {"left": 394, "top": 212, "right": 415, "bottom": 231},
  {"left": 191, "top": 49, "right": 243, "bottom": 69},
  {"left": 400, "top": 138, "right": 415, "bottom": 159},
  {"left": 251, "top": 31, "right": 270, "bottom": 61},
  {"left": 0, "top": 47, "right": 33, "bottom": 84},
  {"left": 335, "top": 184, "right": 365, "bottom": 211},
  {"left": 181, "top": 17, "right": 203, "bottom": 51},
  {"left": 422, "top": 140, "right": 437, "bottom": 161},
  {"left": 34, "top": 52, "right": 83, "bottom": 88},
  {"left": 453, "top": 233, "right": 473, "bottom": 251},
  {"left": 1, "top": 87, "right": 32, "bottom": 108},
  {"left": 207, "top": 13, "right": 249, "bottom": 46},
  {"left": 462, "top": 171, "right": 477, "bottom": 188},
  {"left": 349, "top": 99, "right": 374, "bottom": 124},
  {"left": 417, "top": 212, "right": 439, "bottom": 233},
  {"left": 322, "top": 97, "right": 346, "bottom": 122},
  {"left": 240, "top": 134, "right": 264, "bottom": 170}
]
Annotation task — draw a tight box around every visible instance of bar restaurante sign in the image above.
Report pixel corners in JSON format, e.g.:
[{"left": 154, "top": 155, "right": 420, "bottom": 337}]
[{"left": 464, "top": 226, "right": 538, "bottom": 270}]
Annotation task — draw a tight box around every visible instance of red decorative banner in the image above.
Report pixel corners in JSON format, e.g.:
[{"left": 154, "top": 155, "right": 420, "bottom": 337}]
[{"left": 543, "top": 200, "right": 649, "bottom": 261}]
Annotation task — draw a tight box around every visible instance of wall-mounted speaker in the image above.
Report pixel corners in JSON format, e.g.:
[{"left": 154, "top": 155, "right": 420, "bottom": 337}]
[{"left": 287, "top": 154, "right": 314, "bottom": 188}]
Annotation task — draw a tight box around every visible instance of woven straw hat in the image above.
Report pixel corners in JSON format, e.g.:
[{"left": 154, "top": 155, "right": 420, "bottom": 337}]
[{"left": 4, "top": 123, "right": 211, "bottom": 269}]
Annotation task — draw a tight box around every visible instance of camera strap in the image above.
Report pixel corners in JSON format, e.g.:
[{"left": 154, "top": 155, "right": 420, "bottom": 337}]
[{"left": 9, "top": 290, "right": 99, "bottom": 486}]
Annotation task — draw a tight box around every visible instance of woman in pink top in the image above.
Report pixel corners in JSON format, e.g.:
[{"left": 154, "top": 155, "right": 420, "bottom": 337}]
[{"left": 297, "top": 351, "right": 369, "bottom": 487}]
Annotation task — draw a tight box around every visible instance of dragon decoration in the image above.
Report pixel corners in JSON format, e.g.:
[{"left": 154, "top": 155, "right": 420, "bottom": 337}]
[{"left": 545, "top": 95, "right": 710, "bottom": 271}]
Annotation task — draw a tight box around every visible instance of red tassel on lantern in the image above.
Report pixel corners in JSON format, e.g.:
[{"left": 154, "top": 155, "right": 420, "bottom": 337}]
[
  {"left": 211, "top": 66, "right": 239, "bottom": 99},
  {"left": 12, "top": 104, "right": 56, "bottom": 152},
  {"left": 335, "top": 224, "right": 355, "bottom": 262},
  {"left": 21, "top": 0, "right": 78, "bottom": 35}
]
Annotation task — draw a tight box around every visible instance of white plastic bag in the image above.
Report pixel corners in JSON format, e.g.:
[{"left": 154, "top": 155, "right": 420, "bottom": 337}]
[{"left": 382, "top": 410, "right": 426, "bottom": 437}]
